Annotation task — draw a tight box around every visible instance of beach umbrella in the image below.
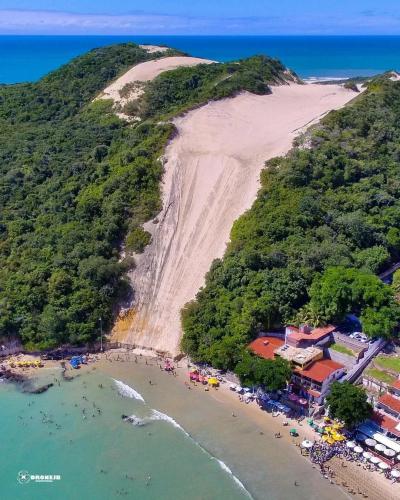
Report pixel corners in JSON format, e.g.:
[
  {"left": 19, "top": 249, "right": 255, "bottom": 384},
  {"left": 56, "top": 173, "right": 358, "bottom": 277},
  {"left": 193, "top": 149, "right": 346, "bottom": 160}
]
[
  {"left": 346, "top": 441, "right": 356, "bottom": 449},
  {"left": 354, "top": 446, "right": 363, "bottom": 454},
  {"left": 375, "top": 444, "right": 386, "bottom": 453},
  {"left": 365, "top": 438, "right": 376, "bottom": 447},
  {"left": 301, "top": 440, "right": 314, "bottom": 449},
  {"left": 397, "top": 454, "right": 400, "bottom": 462},
  {"left": 370, "top": 456, "right": 380, "bottom": 464},
  {"left": 391, "top": 470, "right": 400, "bottom": 478},
  {"left": 378, "top": 462, "right": 389, "bottom": 470},
  {"left": 384, "top": 449, "right": 396, "bottom": 458},
  {"left": 208, "top": 377, "right": 219, "bottom": 387},
  {"left": 363, "top": 452, "right": 372, "bottom": 460}
]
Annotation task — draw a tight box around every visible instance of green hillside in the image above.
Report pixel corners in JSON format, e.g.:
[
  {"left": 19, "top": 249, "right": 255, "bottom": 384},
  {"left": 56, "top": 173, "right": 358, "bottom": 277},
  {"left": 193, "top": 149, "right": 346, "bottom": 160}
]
[
  {"left": 181, "top": 77, "right": 400, "bottom": 370},
  {"left": 0, "top": 44, "right": 290, "bottom": 350}
]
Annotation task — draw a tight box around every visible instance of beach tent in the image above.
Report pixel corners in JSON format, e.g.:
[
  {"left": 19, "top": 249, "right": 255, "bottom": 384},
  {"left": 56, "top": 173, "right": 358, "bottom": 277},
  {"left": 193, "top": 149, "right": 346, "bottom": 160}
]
[
  {"left": 378, "top": 462, "right": 389, "bottom": 470},
  {"left": 384, "top": 449, "right": 396, "bottom": 458},
  {"left": 208, "top": 377, "right": 219, "bottom": 387}
]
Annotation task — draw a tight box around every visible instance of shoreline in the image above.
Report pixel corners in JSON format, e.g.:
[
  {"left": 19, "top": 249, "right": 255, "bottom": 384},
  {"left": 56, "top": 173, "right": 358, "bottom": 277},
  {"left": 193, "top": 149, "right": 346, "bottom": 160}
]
[
  {"left": 2, "top": 348, "right": 399, "bottom": 499},
  {"left": 96, "top": 349, "right": 400, "bottom": 500}
]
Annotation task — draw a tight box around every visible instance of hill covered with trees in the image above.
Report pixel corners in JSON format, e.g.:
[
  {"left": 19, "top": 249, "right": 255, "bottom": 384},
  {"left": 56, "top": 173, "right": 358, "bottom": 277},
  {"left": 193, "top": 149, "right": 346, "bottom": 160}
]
[
  {"left": 0, "top": 44, "right": 291, "bottom": 350},
  {"left": 181, "top": 77, "right": 400, "bottom": 371}
]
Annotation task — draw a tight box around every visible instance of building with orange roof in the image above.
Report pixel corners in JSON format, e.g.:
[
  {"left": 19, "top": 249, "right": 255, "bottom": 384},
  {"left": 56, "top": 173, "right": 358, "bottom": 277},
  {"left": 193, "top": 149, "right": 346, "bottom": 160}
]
[
  {"left": 377, "top": 393, "right": 400, "bottom": 419},
  {"left": 372, "top": 411, "right": 400, "bottom": 439},
  {"left": 389, "top": 377, "right": 400, "bottom": 397},
  {"left": 285, "top": 324, "right": 336, "bottom": 348},
  {"left": 291, "top": 358, "right": 345, "bottom": 404},
  {"left": 248, "top": 336, "right": 284, "bottom": 360}
]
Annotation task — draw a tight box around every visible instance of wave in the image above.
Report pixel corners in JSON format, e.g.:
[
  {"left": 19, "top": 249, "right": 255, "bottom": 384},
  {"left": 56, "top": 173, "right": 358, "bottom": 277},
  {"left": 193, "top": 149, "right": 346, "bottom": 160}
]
[
  {"left": 150, "top": 409, "right": 252, "bottom": 498},
  {"left": 213, "top": 458, "right": 252, "bottom": 497},
  {"left": 123, "top": 414, "right": 148, "bottom": 427},
  {"left": 113, "top": 379, "right": 145, "bottom": 403}
]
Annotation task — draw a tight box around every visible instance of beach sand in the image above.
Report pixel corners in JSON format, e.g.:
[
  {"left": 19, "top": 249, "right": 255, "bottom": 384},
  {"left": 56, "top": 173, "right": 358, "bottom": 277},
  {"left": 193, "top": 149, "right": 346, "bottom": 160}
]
[
  {"left": 114, "top": 84, "right": 358, "bottom": 355},
  {"left": 99, "top": 56, "right": 214, "bottom": 108},
  {"left": 95, "top": 350, "right": 400, "bottom": 500}
]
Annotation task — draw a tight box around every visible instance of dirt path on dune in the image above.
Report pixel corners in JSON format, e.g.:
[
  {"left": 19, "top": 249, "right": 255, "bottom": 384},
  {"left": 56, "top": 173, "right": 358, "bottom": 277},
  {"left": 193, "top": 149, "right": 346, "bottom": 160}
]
[{"left": 113, "top": 84, "right": 357, "bottom": 355}]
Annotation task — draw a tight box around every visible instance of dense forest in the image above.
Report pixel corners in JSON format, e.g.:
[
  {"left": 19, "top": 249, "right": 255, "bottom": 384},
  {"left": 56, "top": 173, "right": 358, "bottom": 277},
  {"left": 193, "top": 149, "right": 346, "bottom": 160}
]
[
  {"left": 0, "top": 44, "right": 290, "bottom": 350},
  {"left": 181, "top": 77, "right": 400, "bottom": 371}
]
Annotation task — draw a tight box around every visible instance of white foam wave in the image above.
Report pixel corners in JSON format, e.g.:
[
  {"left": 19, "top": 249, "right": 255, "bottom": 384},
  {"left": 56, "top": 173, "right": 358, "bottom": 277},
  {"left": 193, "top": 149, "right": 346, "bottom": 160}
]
[
  {"left": 113, "top": 379, "right": 145, "bottom": 403},
  {"left": 150, "top": 409, "right": 190, "bottom": 437},
  {"left": 124, "top": 414, "right": 148, "bottom": 427},
  {"left": 214, "top": 458, "right": 252, "bottom": 497},
  {"left": 150, "top": 409, "right": 252, "bottom": 498}
]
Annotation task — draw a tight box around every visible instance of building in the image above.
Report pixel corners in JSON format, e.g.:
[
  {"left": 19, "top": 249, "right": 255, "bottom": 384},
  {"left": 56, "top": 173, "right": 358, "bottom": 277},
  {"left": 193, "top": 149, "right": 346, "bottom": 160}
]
[
  {"left": 377, "top": 393, "right": 400, "bottom": 420},
  {"left": 275, "top": 344, "right": 323, "bottom": 369},
  {"left": 248, "top": 333, "right": 344, "bottom": 405},
  {"left": 248, "top": 336, "right": 284, "bottom": 360},
  {"left": 291, "top": 358, "right": 345, "bottom": 405},
  {"left": 389, "top": 378, "right": 400, "bottom": 397},
  {"left": 285, "top": 324, "right": 336, "bottom": 348},
  {"left": 372, "top": 411, "right": 400, "bottom": 439}
]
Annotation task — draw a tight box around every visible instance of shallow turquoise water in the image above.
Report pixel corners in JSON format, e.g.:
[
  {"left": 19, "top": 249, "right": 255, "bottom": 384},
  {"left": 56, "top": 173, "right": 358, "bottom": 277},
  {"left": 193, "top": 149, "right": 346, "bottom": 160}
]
[{"left": 0, "top": 371, "right": 247, "bottom": 500}]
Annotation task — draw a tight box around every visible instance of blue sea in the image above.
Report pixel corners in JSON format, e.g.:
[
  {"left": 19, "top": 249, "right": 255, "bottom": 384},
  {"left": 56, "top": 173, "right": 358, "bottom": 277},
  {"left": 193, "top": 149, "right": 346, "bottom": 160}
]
[{"left": 1, "top": 35, "right": 400, "bottom": 84}]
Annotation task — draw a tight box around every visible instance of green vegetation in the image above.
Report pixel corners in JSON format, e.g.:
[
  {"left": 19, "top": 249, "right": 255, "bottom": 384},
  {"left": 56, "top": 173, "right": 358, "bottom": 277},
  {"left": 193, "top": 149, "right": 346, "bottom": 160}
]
[
  {"left": 234, "top": 351, "right": 291, "bottom": 391},
  {"left": 0, "top": 46, "right": 290, "bottom": 350},
  {"left": 0, "top": 43, "right": 178, "bottom": 349},
  {"left": 365, "top": 368, "right": 396, "bottom": 384},
  {"left": 304, "top": 267, "right": 398, "bottom": 338},
  {"left": 330, "top": 343, "right": 355, "bottom": 357},
  {"left": 375, "top": 356, "right": 400, "bottom": 374},
  {"left": 326, "top": 382, "right": 373, "bottom": 428},
  {"left": 139, "top": 55, "right": 295, "bottom": 119},
  {"left": 182, "top": 77, "right": 400, "bottom": 370}
]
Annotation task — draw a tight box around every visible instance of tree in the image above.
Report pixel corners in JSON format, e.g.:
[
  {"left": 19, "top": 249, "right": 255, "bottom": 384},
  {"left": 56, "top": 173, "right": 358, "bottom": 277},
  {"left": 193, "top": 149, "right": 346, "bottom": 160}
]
[
  {"left": 234, "top": 350, "right": 291, "bottom": 391},
  {"left": 326, "top": 382, "right": 372, "bottom": 428}
]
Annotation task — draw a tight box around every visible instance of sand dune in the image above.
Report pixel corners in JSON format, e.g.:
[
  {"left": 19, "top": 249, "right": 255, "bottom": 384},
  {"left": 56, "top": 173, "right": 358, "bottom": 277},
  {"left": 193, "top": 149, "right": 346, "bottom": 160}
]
[
  {"left": 100, "top": 56, "right": 215, "bottom": 105},
  {"left": 112, "top": 84, "right": 357, "bottom": 355}
]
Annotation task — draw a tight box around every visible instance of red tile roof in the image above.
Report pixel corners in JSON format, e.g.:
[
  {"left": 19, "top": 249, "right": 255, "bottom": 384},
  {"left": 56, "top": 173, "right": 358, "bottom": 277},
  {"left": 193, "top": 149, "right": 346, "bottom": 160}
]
[
  {"left": 249, "top": 336, "right": 284, "bottom": 360},
  {"left": 286, "top": 325, "right": 336, "bottom": 343},
  {"left": 378, "top": 393, "right": 400, "bottom": 414},
  {"left": 372, "top": 411, "right": 400, "bottom": 438},
  {"left": 297, "top": 358, "right": 344, "bottom": 383},
  {"left": 391, "top": 379, "right": 400, "bottom": 391}
]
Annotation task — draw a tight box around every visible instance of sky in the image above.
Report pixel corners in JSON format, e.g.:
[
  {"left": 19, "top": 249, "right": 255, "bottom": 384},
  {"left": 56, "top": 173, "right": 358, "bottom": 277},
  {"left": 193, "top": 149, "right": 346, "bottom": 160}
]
[{"left": 0, "top": 1, "right": 400, "bottom": 35}]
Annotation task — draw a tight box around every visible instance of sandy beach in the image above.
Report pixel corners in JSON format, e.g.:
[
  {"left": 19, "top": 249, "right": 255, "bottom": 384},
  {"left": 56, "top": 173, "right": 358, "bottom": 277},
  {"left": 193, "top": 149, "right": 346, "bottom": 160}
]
[
  {"left": 94, "top": 349, "right": 400, "bottom": 500},
  {"left": 113, "top": 83, "right": 358, "bottom": 355},
  {"left": 99, "top": 55, "right": 214, "bottom": 108}
]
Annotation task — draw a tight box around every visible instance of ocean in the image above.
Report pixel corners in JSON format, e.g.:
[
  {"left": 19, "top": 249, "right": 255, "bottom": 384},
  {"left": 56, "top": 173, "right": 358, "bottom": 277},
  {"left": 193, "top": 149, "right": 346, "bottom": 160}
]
[
  {"left": 0, "top": 359, "right": 344, "bottom": 500},
  {"left": 1, "top": 35, "right": 400, "bottom": 84}
]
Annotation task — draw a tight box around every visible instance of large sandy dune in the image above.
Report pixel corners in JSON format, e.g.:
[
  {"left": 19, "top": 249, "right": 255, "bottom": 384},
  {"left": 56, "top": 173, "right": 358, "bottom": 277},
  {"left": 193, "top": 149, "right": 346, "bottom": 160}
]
[
  {"left": 112, "top": 81, "right": 357, "bottom": 356},
  {"left": 100, "top": 56, "right": 214, "bottom": 104}
]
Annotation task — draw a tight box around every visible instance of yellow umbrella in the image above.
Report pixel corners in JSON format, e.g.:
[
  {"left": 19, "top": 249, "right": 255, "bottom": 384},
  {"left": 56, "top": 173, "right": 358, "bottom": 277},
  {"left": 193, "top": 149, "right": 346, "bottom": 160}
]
[
  {"left": 208, "top": 377, "right": 219, "bottom": 387},
  {"left": 327, "top": 437, "right": 335, "bottom": 445},
  {"left": 325, "top": 426, "right": 332, "bottom": 433}
]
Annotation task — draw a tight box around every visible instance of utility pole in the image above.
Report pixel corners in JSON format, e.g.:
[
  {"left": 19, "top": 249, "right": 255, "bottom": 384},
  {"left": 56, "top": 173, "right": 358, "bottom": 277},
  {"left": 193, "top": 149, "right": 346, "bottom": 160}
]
[{"left": 99, "top": 317, "right": 103, "bottom": 352}]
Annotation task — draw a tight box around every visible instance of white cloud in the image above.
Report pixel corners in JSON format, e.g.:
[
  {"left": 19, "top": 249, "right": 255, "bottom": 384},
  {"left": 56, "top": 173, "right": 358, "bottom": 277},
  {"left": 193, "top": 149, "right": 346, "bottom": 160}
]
[{"left": 0, "top": 9, "right": 400, "bottom": 35}]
